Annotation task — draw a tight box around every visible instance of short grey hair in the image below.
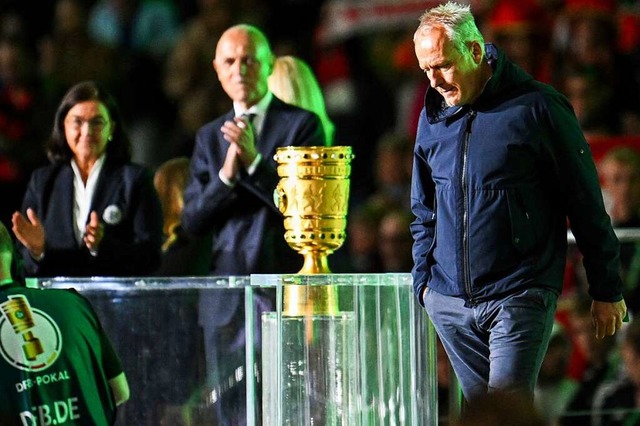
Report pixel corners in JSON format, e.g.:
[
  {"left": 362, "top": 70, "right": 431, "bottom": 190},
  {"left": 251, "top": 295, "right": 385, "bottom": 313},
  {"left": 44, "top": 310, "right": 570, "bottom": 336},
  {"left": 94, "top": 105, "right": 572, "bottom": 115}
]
[{"left": 415, "top": 2, "right": 484, "bottom": 56}]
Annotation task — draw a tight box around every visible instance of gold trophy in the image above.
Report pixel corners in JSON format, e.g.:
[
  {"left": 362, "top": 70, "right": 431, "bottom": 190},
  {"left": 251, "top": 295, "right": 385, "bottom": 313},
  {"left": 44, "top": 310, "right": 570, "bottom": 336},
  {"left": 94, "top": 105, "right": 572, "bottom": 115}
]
[{"left": 274, "top": 146, "right": 353, "bottom": 316}]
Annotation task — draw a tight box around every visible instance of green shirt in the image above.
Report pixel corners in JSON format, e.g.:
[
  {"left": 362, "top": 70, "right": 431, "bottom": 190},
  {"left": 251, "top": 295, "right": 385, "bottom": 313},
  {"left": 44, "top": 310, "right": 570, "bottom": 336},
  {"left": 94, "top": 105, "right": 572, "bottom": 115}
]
[{"left": 0, "top": 284, "right": 123, "bottom": 425}]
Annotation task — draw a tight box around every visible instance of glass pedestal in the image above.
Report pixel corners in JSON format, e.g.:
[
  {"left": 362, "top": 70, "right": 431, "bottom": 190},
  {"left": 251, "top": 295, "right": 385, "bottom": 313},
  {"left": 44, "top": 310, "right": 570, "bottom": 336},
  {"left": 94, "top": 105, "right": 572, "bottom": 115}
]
[
  {"left": 254, "top": 273, "right": 437, "bottom": 426},
  {"left": 32, "top": 273, "right": 437, "bottom": 425}
]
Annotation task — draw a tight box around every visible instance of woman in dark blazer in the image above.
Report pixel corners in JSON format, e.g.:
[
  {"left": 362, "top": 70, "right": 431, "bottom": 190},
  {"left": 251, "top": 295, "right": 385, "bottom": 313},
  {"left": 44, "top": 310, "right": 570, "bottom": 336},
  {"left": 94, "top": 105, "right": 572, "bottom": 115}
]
[{"left": 11, "top": 80, "right": 162, "bottom": 277}]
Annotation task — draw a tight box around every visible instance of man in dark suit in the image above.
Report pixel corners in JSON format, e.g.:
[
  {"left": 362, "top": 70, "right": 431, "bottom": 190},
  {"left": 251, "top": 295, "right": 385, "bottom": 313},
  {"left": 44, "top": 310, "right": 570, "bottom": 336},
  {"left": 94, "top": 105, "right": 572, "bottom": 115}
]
[{"left": 182, "top": 24, "right": 324, "bottom": 424}]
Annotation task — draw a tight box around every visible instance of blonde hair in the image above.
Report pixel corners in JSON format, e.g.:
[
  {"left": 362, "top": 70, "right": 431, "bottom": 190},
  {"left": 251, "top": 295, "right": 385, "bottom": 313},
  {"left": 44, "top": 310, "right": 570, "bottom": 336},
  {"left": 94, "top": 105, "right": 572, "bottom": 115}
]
[
  {"left": 268, "top": 55, "right": 335, "bottom": 146},
  {"left": 154, "top": 157, "right": 191, "bottom": 251}
]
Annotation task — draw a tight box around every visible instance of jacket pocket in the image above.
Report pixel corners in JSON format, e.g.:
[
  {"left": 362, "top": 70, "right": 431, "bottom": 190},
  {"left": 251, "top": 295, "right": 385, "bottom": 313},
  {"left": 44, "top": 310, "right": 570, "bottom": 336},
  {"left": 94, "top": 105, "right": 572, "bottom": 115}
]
[
  {"left": 507, "top": 190, "right": 536, "bottom": 254},
  {"left": 426, "top": 196, "right": 437, "bottom": 270}
]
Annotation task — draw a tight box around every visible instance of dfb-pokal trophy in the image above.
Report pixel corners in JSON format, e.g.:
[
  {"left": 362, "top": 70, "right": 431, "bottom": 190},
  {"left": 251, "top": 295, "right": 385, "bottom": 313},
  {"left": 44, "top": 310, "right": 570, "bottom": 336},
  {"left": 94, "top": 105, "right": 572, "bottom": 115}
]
[{"left": 263, "top": 146, "right": 356, "bottom": 425}]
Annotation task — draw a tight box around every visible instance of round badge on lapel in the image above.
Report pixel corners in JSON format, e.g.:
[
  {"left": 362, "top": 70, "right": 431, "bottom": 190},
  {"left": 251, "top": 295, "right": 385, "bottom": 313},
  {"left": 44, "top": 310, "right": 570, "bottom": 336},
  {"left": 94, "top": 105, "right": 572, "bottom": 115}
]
[{"left": 103, "top": 205, "right": 122, "bottom": 225}]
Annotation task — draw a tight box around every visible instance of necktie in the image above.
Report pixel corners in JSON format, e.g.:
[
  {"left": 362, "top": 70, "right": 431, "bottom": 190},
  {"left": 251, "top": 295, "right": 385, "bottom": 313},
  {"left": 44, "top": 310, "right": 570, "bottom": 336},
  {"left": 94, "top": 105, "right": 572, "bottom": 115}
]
[
  {"left": 242, "top": 112, "right": 257, "bottom": 136},
  {"left": 242, "top": 112, "right": 256, "bottom": 125}
]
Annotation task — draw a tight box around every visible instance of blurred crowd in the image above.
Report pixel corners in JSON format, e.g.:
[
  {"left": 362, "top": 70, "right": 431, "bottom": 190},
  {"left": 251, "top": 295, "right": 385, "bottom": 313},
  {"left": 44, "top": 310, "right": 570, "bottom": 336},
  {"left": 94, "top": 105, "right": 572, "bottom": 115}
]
[
  {"left": 1, "top": 0, "right": 640, "bottom": 269},
  {"left": 2, "top": 0, "right": 640, "bottom": 423}
]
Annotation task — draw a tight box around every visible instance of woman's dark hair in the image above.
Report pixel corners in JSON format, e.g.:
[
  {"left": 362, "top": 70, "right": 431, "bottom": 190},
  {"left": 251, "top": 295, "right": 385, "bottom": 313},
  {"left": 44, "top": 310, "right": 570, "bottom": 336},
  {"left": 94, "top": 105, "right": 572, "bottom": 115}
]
[{"left": 46, "top": 80, "right": 132, "bottom": 164}]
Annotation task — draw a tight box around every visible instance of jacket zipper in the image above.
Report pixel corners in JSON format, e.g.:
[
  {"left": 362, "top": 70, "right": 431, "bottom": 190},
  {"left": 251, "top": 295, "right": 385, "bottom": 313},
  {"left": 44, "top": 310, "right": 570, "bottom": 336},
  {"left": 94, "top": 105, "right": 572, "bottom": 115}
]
[{"left": 463, "top": 110, "right": 477, "bottom": 306}]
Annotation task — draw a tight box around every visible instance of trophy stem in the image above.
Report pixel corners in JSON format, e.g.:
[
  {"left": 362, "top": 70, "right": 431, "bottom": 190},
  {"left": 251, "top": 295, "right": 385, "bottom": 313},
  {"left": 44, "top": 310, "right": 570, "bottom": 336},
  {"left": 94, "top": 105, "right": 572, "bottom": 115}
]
[{"left": 299, "top": 250, "right": 331, "bottom": 275}]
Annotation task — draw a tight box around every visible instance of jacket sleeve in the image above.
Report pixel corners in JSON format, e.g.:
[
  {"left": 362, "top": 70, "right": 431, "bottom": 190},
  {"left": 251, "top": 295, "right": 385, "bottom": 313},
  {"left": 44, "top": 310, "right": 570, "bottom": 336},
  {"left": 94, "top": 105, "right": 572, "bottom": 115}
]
[
  {"left": 410, "top": 115, "right": 436, "bottom": 306},
  {"left": 17, "top": 166, "right": 89, "bottom": 277},
  {"left": 543, "top": 91, "right": 623, "bottom": 302},
  {"left": 182, "top": 127, "right": 238, "bottom": 236}
]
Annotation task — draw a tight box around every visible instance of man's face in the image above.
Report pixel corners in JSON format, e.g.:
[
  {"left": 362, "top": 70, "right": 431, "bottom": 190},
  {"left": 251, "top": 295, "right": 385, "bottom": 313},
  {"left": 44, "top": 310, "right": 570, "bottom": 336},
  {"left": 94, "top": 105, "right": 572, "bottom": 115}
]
[
  {"left": 213, "top": 28, "right": 273, "bottom": 107},
  {"left": 414, "top": 26, "right": 482, "bottom": 106}
]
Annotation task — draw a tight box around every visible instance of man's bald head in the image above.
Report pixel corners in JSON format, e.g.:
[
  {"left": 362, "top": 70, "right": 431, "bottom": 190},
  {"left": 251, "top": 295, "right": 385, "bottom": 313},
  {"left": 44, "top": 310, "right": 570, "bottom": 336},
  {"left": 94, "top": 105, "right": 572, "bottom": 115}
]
[
  {"left": 217, "top": 24, "right": 272, "bottom": 56},
  {"left": 213, "top": 24, "right": 274, "bottom": 109}
]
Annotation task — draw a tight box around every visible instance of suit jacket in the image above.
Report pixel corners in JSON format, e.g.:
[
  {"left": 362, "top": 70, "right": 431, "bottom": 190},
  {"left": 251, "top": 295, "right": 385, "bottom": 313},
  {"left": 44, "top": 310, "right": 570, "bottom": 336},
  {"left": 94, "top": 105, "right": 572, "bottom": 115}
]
[
  {"left": 18, "top": 158, "right": 163, "bottom": 277},
  {"left": 183, "top": 95, "right": 324, "bottom": 276},
  {"left": 183, "top": 96, "right": 324, "bottom": 329}
]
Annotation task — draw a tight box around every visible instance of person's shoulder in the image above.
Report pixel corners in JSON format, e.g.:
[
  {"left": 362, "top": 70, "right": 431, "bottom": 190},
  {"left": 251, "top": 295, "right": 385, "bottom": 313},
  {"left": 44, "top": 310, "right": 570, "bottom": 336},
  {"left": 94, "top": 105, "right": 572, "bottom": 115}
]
[
  {"left": 53, "top": 287, "right": 97, "bottom": 311},
  {"left": 31, "top": 162, "right": 58, "bottom": 173},
  {"left": 270, "top": 96, "right": 306, "bottom": 114},
  {"left": 526, "top": 79, "right": 573, "bottom": 110},
  {"left": 28, "top": 162, "right": 66, "bottom": 184},
  {"left": 52, "top": 287, "right": 84, "bottom": 301},
  {"left": 202, "top": 115, "right": 227, "bottom": 131},
  {"left": 529, "top": 79, "right": 563, "bottom": 97},
  {"left": 199, "top": 110, "right": 233, "bottom": 132},
  {"left": 18, "top": 286, "right": 85, "bottom": 303},
  {"left": 269, "top": 96, "right": 319, "bottom": 121}
]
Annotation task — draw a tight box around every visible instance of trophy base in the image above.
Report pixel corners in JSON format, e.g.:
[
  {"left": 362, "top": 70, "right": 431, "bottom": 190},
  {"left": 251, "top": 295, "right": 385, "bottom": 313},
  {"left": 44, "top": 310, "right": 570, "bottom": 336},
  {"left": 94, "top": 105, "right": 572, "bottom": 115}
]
[{"left": 283, "top": 284, "right": 339, "bottom": 317}]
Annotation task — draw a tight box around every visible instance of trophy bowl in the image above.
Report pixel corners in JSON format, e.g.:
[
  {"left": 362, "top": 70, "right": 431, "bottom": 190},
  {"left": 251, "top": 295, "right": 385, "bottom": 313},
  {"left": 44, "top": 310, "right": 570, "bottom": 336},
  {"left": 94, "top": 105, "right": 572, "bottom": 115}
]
[{"left": 274, "top": 146, "right": 353, "bottom": 275}]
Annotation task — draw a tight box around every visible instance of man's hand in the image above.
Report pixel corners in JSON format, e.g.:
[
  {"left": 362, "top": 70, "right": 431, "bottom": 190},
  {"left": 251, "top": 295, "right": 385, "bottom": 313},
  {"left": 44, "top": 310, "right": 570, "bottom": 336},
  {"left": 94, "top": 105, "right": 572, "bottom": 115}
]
[
  {"left": 591, "top": 299, "right": 627, "bottom": 339},
  {"left": 11, "top": 208, "right": 45, "bottom": 258},
  {"left": 221, "top": 117, "right": 258, "bottom": 168},
  {"left": 221, "top": 143, "right": 241, "bottom": 181},
  {"left": 84, "top": 211, "right": 104, "bottom": 254}
]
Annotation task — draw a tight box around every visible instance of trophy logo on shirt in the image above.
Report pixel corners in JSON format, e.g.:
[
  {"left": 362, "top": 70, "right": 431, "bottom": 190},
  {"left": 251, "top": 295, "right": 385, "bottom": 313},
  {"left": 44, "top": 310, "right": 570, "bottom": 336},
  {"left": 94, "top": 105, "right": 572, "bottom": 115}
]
[{"left": 0, "top": 295, "right": 62, "bottom": 371}]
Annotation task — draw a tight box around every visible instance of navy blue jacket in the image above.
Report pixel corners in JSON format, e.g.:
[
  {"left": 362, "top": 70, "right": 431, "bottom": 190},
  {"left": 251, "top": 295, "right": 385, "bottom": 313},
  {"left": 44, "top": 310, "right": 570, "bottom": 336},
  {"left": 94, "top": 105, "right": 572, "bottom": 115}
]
[
  {"left": 182, "top": 95, "right": 324, "bottom": 276},
  {"left": 411, "top": 44, "right": 623, "bottom": 305},
  {"left": 183, "top": 95, "right": 324, "bottom": 342},
  {"left": 18, "top": 158, "right": 163, "bottom": 277}
]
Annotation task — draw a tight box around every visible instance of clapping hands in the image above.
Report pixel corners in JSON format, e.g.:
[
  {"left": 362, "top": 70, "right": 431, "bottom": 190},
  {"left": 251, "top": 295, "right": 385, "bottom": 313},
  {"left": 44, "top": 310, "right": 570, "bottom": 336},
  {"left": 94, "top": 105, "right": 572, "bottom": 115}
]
[
  {"left": 12, "top": 208, "right": 105, "bottom": 258},
  {"left": 12, "top": 208, "right": 45, "bottom": 259},
  {"left": 220, "top": 116, "right": 258, "bottom": 179}
]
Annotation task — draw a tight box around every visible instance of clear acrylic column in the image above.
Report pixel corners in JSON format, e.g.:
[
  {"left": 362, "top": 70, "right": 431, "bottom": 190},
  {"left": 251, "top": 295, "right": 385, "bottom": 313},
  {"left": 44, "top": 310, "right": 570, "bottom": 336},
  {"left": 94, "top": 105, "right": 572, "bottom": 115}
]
[{"left": 256, "top": 273, "right": 438, "bottom": 426}]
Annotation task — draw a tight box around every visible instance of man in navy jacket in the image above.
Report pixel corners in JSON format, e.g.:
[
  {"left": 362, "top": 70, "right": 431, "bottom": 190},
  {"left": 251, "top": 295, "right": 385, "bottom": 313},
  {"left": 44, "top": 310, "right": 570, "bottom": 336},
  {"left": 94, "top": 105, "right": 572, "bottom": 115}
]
[
  {"left": 410, "top": 2, "right": 627, "bottom": 403},
  {"left": 182, "top": 24, "right": 324, "bottom": 424}
]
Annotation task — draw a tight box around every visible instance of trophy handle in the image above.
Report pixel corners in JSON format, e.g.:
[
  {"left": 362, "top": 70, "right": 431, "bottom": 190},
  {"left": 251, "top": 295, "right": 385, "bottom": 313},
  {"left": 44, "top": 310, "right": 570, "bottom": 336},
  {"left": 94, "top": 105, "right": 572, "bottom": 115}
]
[{"left": 274, "top": 184, "right": 287, "bottom": 213}]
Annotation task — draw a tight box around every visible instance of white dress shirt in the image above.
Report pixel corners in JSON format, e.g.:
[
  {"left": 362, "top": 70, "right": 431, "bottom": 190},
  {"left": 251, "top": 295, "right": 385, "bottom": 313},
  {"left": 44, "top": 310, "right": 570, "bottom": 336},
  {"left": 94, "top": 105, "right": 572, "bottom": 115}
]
[{"left": 71, "top": 155, "right": 106, "bottom": 246}]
